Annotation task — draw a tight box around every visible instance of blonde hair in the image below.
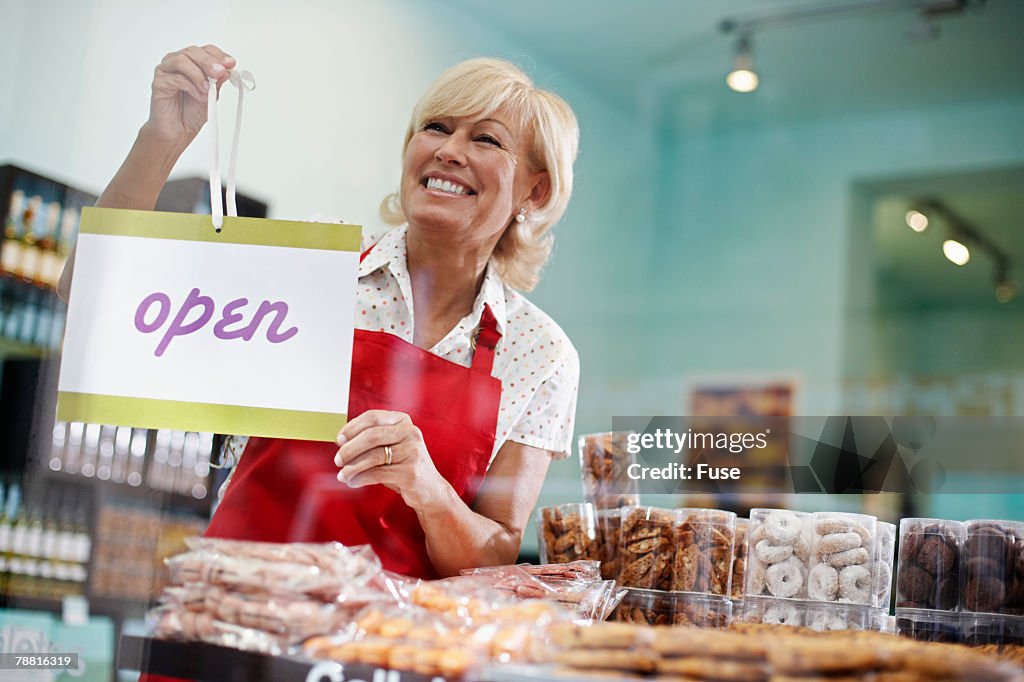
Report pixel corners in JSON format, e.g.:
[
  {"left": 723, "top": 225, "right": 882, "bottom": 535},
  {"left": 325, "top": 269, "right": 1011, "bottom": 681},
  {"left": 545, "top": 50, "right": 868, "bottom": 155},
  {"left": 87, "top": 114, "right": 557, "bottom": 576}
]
[{"left": 380, "top": 58, "right": 579, "bottom": 291}]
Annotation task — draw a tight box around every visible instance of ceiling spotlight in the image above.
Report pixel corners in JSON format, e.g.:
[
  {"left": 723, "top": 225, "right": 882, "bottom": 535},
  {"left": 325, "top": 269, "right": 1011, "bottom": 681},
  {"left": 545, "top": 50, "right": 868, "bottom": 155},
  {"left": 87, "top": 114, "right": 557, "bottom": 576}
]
[
  {"left": 942, "top": 238, "right": 970, "bottom": 266},
  {"left": 905, "top": 209, "right": 929, "bottom": 232},
  {"left": 726, "top": 35, "right": 759, "bottom": 93}
]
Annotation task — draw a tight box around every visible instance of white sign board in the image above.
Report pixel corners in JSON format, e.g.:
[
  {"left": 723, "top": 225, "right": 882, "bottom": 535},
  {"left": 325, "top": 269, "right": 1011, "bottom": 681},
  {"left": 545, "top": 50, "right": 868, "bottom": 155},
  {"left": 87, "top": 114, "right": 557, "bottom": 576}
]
[{"left": 57, "top": 207, "right": 362, "bottom": 441}]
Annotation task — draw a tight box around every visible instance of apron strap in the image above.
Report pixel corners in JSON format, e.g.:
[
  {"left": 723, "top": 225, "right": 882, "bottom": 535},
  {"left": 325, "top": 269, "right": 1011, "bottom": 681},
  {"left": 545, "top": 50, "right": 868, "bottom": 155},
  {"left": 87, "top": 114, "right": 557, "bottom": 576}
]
[
  {"left": 472, "top": 304, "right": 501, "bottom": 375},
  {"left": 208, "top": 69, "right": 256, "bottom": 232},
  {"left": 360, "top": 243, "right": 502, "bottom": 376}
]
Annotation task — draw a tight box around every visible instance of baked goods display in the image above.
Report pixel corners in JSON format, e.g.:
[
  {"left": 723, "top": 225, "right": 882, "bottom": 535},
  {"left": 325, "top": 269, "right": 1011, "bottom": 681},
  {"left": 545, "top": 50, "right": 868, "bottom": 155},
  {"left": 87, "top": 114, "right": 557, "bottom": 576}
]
[
  {"left": 897, "top": 517, "right": 962, "bottom": 610},
  {"left": 577, "top": 431, "right": 639, "bottom": 510},
  {"left": 537, "top": 503, "right": 599, "bottom": 564},
  {"left": 894, "top": 515, "right": 1024, "bottom": 656},
  {"left": 875, "top": 520, "right": 896, "bottom": 609},
  {"left": 739, "top": 594, "right": 887, "bottom": 632},
  {"left": 963, "top": 520, "right": 1024, "bottom": 615}
]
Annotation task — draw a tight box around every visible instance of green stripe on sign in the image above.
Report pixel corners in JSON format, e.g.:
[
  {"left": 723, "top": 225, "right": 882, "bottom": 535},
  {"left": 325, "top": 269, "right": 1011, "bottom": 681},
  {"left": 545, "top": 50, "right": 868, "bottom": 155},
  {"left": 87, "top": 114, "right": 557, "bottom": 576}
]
[
  {"left": 57, "top": 392, "right": 345, "bottom": 442},
  {"left": 80, "top": 207, "right": 362, "bottom": 251}
]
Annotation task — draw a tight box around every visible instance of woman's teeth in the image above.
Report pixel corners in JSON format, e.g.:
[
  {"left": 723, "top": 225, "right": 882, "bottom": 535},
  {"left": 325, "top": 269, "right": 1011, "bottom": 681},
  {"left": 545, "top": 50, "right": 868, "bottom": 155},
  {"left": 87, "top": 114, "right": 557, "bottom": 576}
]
[{"left": 426, "top": 177, "right": 469, "bottom": 195}]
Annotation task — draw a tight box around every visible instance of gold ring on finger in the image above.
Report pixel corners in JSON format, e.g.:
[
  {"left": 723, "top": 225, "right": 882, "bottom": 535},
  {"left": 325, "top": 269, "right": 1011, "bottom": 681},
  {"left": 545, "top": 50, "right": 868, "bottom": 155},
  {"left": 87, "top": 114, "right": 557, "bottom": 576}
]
[{"left": 384, "top": 445, "right": 393, "bottom": 466}]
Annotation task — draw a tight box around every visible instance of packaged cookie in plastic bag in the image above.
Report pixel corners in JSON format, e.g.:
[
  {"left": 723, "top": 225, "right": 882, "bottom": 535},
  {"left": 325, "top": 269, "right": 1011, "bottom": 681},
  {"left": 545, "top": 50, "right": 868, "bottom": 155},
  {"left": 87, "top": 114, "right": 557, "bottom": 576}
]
[
  {"left": 671, "top": 508, "right": 736, "bottom": 596},
  {"left": 897, "top": 517, "right": 963, "bottom": 611},
  {"left": 746, "top": 508, "right": 812, "bottom": 599},
  {"left": 808, "top": 511, "right": 877, "bottom": 604},
  {"left": 536, "top": 503, "right": 599, "bottom": 564},
  {"left": 578, "top": 431, "right": 639, "bottom": 510},
  {"left": 617, "top": 506, "right": 676, "bottom": 590}
]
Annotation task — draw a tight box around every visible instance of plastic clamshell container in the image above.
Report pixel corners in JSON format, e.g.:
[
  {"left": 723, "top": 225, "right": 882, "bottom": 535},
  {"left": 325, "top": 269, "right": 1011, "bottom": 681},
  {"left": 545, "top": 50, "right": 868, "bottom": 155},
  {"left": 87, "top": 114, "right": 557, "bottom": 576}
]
[
  {"left": 536, "top": 503, "right": 598, "bottom": 564},
  {"left": 961, "top": 519, "right": 1024, "bottom": 616},
  {"left": 671, "top": 508, "right": 736, "bottom": 596},
  {"left": 896, "top": 518, "right": 964, "bottom": 611},
  {"left": 746, "top": 508, "right": 813, "bottom": 600},
  {"left": 617, "top": 506, "right": 676, "bottom": 590},
  {"left": 807, "top": 511, "right": 878, "bottom": 605}
]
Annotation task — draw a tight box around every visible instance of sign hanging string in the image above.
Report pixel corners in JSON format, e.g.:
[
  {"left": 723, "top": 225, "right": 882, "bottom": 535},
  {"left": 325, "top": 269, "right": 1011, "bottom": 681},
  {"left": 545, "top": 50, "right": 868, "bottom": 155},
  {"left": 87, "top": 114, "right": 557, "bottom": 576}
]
[{"left": 208, "top": 68, "right": 256, "bottom": 232}]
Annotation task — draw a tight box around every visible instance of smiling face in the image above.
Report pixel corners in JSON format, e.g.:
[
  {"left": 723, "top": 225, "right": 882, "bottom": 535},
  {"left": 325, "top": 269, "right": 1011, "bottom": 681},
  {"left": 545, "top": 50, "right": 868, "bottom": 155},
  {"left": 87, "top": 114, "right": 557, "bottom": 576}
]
[{"left": 400, "top": 112, "right": 548, "bottom": 250}]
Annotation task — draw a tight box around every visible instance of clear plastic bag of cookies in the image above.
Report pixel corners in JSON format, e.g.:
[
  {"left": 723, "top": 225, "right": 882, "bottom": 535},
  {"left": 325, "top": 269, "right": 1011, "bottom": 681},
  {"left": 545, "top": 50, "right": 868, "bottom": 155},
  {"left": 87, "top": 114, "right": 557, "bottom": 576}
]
[
  {"left": 672, "top": 508, "right": 736, "bottom": 596},
  {"left": 961, "top": 519, "right": 1024, "bottom": 615},
  {"left": 873, "top": 521, "right": 896, "bottom": 609},
  {"left": 731, "top": 517, "right": 749, "bottom": 601},
  {"left": 185, "top": 537, "right": 381, "bottom": 586},
  {"left": 578, "top": 431, "right": 639, "bottom": 510},
  {"left": 897, "top": 517, "right": 963, "bottom": 611},
  {"left": 669, "top": 592, "right": 733, "bottom": 629},
  {"left": 596, "top": 508, "right": 623, "bottom": 580},
  {"left": 150, "top": 605, "right": 291, "bottom": 654},
  {"left": 617, "top": 506, "right": 676, "bottom": 590},
  {"left": 746, "top": 508, "right": 812, "bottom": 599},
  {"left": 517, "top": 560, "right": 602, "bottom": 584},
  {"left": 537, "top": 503, "right": 599, "bottom": 564},
  {"left": 808, "top": 511, "right": 877, "bottom": 604}
]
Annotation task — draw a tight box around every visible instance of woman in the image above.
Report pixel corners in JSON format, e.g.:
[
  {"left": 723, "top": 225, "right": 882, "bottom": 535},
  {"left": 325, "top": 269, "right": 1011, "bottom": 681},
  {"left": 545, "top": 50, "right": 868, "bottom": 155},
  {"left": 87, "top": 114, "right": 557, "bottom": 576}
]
[{"left": 60, "top": 45, "right": 580, "bottom": 580}]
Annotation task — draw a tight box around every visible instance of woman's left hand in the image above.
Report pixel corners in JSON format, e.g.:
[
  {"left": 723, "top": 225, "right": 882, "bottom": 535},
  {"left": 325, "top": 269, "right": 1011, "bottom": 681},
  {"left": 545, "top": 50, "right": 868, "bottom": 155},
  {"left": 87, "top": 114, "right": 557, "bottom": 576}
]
[{"left": 334, "top": 410, "right": 447, "bottom": 509}]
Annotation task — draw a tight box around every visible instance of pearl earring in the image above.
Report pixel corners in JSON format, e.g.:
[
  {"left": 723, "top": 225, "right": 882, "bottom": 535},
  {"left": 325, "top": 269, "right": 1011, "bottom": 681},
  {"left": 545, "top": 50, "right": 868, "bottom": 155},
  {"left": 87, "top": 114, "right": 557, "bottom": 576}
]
[{"left": 515, "top": 208, "right": 527, "bottom": 223}]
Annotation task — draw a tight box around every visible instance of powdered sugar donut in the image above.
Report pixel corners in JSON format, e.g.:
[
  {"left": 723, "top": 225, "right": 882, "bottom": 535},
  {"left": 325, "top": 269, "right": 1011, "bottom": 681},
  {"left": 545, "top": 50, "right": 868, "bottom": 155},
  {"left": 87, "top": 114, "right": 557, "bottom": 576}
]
[
  {"left": 815, "top": 532, "right": 862, "bottom": 558},
  {"left": 767, "top": 556, "right": 805, "bottom": 598},
  {"left": 839, "top": 564, "right": 872, "bottom": 604},
  {"left": 763, "top": 602, "right": 800, "bottom": 626},
  {"left": 808, "top": 563, "right": 840, "bottom": 601},
  {"left": 764, "top": 511, "right": 802, "bottom": 544},
  {"left": 755, "top": 539, "right": 794, "bottom": 565},
  {"left": 825, "top": 547, "right": 870, "bottom": 569}
]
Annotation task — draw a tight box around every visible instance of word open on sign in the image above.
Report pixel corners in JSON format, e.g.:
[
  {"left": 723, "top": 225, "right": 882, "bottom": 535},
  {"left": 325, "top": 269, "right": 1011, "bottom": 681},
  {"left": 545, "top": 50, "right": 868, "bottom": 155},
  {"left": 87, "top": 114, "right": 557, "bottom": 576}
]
[{"left": 135, "top": 287, "right": 299, "bottom": 357}]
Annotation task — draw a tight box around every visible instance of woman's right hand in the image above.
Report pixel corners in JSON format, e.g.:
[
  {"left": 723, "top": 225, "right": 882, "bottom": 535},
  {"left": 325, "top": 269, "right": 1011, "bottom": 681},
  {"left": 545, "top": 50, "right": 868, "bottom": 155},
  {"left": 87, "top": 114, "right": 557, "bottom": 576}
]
[{"left": 144, "top": 45, "right": 236, "bottom": 145}]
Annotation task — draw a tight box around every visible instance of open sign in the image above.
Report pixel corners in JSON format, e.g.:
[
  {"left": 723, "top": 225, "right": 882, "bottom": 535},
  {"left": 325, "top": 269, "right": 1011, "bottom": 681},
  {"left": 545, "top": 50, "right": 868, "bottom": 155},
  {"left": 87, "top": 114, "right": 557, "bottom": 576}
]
[{"left": 57, "top": 208, "right": 361, "bottom": 441}]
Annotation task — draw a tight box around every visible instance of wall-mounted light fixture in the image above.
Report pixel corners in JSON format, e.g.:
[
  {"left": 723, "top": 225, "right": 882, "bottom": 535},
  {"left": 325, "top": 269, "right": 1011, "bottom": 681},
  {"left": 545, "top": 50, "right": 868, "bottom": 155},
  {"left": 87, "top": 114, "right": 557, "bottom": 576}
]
[
  {"left": 910, "top": 198, "right": 1017, "bottom": 302},
  {"left": 718, "top": 0, "right": 985, "bottom": 93},
  {"left": 726, "top": 35, "right": 759, "bottom": 93}
]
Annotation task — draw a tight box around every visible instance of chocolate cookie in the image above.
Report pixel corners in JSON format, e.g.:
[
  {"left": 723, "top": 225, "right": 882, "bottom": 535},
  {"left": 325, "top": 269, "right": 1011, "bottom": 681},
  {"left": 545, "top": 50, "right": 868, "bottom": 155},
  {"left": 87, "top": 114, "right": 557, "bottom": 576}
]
[
  {"left": 964, "top": 576, "right": 1006, "bottom": 612},
  {"left": 916, "top": 536, "right": 956, "bottom": 576},
  {"left": 897, "top": 565, "right": 935, "bottom": 603}
]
